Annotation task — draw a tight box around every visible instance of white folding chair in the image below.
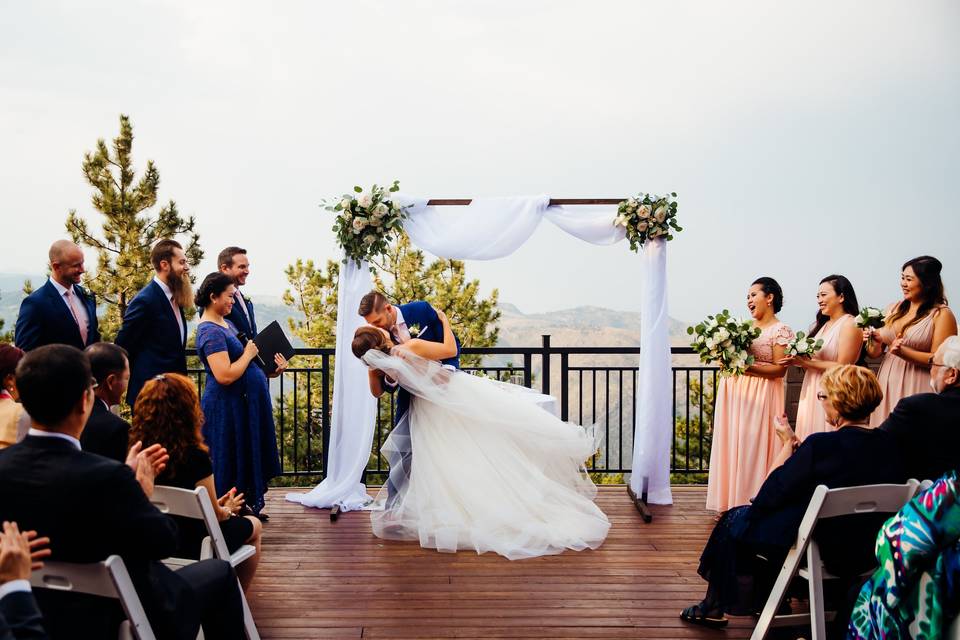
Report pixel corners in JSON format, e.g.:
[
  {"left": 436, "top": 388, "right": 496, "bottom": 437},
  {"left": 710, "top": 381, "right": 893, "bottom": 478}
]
[
  {"left": 752, "top": 480, "right": 920, "bottom": 640},
  {"left": 150, "top": 485, "right": 260, "bottom": 640},
  {"left": 29, "top": 555, "right": 156, "bottom": 640}
]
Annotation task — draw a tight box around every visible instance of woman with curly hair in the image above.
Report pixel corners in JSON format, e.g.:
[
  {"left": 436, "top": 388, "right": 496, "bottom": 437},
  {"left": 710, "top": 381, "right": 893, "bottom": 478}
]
[{"left": 132, "top": 372, "right": 262, "bottom": 590}]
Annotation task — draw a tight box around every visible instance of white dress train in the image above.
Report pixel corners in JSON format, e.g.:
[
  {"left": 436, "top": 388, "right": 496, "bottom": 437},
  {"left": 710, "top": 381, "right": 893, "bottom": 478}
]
[{"left": 363, "top": 349, "right": 611, "bottom": 560}]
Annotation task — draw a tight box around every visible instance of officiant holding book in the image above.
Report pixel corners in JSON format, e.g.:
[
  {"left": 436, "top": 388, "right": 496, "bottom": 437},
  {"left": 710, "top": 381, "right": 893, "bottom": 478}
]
[{"left": 194, "top": 272, "right": 286, "bottom": 520}]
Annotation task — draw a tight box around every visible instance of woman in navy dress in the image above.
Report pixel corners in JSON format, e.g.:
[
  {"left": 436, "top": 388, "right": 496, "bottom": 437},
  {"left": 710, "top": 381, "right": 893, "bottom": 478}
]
[{"left": 194, "top": 272, "right": 286, "bottom": 519}]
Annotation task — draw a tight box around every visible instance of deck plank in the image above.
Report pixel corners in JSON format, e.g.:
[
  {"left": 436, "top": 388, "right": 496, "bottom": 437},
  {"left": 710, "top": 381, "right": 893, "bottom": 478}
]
[{"left": 247, "top": 486, "right": 757, "bottom": 639}]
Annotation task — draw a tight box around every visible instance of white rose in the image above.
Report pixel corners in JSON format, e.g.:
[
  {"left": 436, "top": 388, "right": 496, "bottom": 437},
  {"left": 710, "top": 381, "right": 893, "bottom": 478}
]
[
  {"left": 637, "top": 204, "right": 651, "bottom": 219},
  {"left": 717, "top": 328, "right": 730, "bottom": 341},
  {"left": 705, "top": 337, "right": 716, "bottom": 349},
  {"left": 614, "top": 214, "right": 628, "bottom": 227},
  {"left": 868, "top": 308, "right": 881, "bottom": 318},
  {"left": 357, "top": 193, "right": 373, "bottom": 208},
  {"left": 352, "top": 218, "right": 367, "bottom": 234},
  {"left": 637, "top": 221, "right": 649, "bottom": 232},
  {"left": 627, "top": 198, "right": 637, "bottom": 209},
  {"left": 373, "top": 203, "right": 388, "bottom": 217},
  {"left": 362, "top": 235, "right": 375, "bottom": 246},
  {"left": 654, "top": 206, "right": 667, "bottom": 223},
  {"left": 339, "top": 198, "right": 352, "bottom": 210}
]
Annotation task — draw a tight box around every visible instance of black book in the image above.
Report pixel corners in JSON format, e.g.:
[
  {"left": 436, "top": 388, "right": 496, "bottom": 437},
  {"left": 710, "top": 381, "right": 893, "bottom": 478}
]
[{"left": 251, "top": 321, "right": 295, "bottom": 375}]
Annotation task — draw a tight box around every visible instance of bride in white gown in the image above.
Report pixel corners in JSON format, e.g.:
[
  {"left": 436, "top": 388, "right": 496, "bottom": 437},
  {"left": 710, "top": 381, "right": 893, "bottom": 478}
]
[{"left": 352, "top": 314, "right": 610, "bottom": 561}]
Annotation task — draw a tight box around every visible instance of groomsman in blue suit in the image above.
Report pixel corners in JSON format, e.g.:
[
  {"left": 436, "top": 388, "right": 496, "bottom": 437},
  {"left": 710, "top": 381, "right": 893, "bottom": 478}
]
[
  {"left": 115, "top": 239, "right": 190, "bottom": 406},
  {"left": 217, "top": 246, "right": 257, "bottom": 338},
  {"left": 15, "top": 240, "right": 100, "bottom": 351}
]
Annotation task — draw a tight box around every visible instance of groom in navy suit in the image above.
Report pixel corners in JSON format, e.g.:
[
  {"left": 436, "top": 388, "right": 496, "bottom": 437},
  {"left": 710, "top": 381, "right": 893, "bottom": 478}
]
[
  {"left": 15, "top": 240, "right": 100, "bottom": 352},
  {"left": 115, "top": 239, "right": 191, "bottom": 406},
  {"left": 358, "top": 291, "right": 460, "bottom": 501}
]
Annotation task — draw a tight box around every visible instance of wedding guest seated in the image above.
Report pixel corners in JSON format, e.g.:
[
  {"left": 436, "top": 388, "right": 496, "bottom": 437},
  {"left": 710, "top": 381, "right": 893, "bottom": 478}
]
[
  {"left": 0, "top": 344, "right": 246, "bottom": 639},
  {"left": 878, "top": 335, "right": 960, "bottom": 482},
  {"left": 847, "top": 469, "right": 960, "bottom": 639},
  {"left": 680, "top": 365, "right": 908, "bottom": 632},
  {"left": 132, "top": 373, "right": 262, "bottom": 590},
  {"left": 0, "top": 521, "right": 51, "bottom": 640},
  {"left": 0, "top": 346, "right": 29, "bottom": 449},
  {"left": 79, "top": 342, "right": 131, "bottom": 462}
]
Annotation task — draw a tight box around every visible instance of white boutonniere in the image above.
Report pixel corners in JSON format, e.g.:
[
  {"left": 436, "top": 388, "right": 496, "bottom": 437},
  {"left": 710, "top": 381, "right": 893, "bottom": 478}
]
[{"left": 408, "top": 324, "right": 422, "bottom": 338}]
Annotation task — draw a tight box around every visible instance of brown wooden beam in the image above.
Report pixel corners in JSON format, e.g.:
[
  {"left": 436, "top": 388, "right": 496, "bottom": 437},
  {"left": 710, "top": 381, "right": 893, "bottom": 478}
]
[{"left": 425, "top": 198, "right": 625, "bottom": 206}]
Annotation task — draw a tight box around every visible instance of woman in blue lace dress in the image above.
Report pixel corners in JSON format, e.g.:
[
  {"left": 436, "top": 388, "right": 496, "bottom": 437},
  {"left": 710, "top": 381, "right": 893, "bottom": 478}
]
[{"left": 194, "top": 272, "right": 286, "bottom": 519}]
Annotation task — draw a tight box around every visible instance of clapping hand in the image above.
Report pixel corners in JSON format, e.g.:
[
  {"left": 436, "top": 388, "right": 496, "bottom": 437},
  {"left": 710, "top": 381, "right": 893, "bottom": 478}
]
[
  {"left": 774, "top": 414, "right": 799, "bottom": 450},
  {"left": 218, "top": 488, "right": 245, "bottom": 517},
  {"left": 126, "top": 441, "right": 170, "bottom": 477},
  {"left": 0, "top": 521, "right": 50, "bottom": 584}
]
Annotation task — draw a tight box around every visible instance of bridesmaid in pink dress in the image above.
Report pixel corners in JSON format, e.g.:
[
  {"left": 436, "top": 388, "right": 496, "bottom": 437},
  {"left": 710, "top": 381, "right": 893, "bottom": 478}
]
[
  {"left": 781, "top": 275, "right": 863, "bottom": 441},
  {"left": 866, "top": 256, "right": 957, "bottom": 426},
  {"left": 706, "top": 278, "right": 794, "bottom": 513}
]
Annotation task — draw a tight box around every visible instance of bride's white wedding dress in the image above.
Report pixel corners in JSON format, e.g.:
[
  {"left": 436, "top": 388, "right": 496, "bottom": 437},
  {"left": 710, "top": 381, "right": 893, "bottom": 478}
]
[{"left": 363, "top": 349, "right": 610, "bottom": 560}]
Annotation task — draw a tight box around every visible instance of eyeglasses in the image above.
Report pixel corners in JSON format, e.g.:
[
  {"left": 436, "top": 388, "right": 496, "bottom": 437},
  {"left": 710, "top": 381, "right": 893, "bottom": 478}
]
[{"left": 816, "top": 392, "right": 828, "bottom": 401}]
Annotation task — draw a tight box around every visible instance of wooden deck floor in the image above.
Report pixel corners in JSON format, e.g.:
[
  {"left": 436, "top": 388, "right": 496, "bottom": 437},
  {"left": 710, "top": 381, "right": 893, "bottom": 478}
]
[{"left": 248, "top": 485, "right": 757, "bottom": 639}]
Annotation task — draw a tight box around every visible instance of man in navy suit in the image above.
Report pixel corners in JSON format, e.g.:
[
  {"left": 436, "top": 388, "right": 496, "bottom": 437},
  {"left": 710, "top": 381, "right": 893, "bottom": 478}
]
[
  {"left": 15, "top": 240, "right": 100, "bottom": 352},
  {"left": 217, "top": 246, "right": 257, "bottom": 338},
  {"left": 358, "top": 291, "right": 460, "bottom": 503},
  {"left": 115, "top": 240, "right": 190, "bottom": 407}
]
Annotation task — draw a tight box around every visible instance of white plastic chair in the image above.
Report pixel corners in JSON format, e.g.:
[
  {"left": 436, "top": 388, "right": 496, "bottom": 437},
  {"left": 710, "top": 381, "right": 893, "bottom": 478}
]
[
  {"left": 150, "top": 485, "right": 260, "bottom": 639},
  {"left": 751, "top": 480, "right": 920, "bottom": 640},
  {"left": 29, "top": 555, "right": 156, "bottom": 640}
]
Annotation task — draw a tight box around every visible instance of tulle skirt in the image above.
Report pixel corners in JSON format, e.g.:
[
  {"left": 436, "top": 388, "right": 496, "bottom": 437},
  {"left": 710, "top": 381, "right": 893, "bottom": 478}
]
[{"left": 369, "top": 369, "right": 611, "bottom": 560}]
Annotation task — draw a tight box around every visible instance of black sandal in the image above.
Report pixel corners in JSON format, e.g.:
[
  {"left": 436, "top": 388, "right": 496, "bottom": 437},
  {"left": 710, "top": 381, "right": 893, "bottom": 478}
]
[{"left": 680, "top": 603, "right": 729, "bottom": 629}]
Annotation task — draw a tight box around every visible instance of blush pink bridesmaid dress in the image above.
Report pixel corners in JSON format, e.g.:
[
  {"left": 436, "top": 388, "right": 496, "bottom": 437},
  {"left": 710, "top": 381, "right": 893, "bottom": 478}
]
[
  {"left": 706, "top": 322, "right": 794, "bottom": 512},
  {"left": 794, "top": 314, "right": 856, "bottom": 441}
]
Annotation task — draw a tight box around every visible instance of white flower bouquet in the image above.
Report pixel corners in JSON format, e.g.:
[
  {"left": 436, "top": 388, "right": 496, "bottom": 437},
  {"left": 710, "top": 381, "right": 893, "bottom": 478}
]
[
  {"left": 784, "top": 331, "right": 823, "bottom": 358},
  {"left": 614, "top": 192, "right": 681, "bottom": 252},
  {"left": 687, "top": 310, "right": 761, "bottom": 376},
  {"left": 856, "top": 307, "right": 886, "bottom": 330},
  {"left": 326, "top": 181, "right": 407, "bottom": 267}
]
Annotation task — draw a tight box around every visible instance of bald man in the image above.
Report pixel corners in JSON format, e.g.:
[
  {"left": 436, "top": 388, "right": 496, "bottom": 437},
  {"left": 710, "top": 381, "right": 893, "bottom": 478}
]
[{"left": 14, "top": 240, "right": 100, "bottom": 351}]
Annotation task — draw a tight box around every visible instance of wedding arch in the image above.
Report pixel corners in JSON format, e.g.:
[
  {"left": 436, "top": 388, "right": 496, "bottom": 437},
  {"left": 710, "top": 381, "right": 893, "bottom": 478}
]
[{"left": 286, "top": 193, "right": 678, "bottom": 517}]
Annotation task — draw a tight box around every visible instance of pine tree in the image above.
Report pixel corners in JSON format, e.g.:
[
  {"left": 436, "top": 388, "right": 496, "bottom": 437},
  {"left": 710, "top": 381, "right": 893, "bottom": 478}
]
[
  {"left": 66, "top": 115, "right": 203, "bottom": 340},
  {"left": 282, "top": 259, "right": 339, "bottom": 348}
]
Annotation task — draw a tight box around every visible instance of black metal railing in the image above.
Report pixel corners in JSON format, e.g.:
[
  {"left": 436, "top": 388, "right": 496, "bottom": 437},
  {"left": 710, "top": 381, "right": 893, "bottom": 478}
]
[{"left": 187, "top": 336, "right": 718, "bottom": 484}]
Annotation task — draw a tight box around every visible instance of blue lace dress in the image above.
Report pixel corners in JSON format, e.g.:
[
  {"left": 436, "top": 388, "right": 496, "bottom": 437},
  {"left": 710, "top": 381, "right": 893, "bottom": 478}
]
[{"left": 196, "top": 320, "right": 281, "bottom": 514}]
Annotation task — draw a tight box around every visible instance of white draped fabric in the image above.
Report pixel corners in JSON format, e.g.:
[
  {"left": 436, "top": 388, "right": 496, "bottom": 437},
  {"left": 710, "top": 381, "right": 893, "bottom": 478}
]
[
  {"left": 288, "top": 195, "right": 672, "bottom": 511},
  {"left": 630, "top": 239, "right": 673, "bottom": 505},
  {"left": 285, "top": 255, "right": 377, "bottom": 511}
]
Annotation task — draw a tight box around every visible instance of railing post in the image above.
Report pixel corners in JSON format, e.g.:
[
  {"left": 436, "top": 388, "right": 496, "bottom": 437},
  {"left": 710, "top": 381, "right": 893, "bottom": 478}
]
[
  {"left": 560, "top": 352, "right": 569, "bottom": 421},
  {"left": 523, "top": 353, "right": 532, "bottom": 389},
  {"left": 541, "top": 335, "right": 551, "bottom": 395},
  {"left": 321, "top": 353, "right": 331, "bottom": 480}
]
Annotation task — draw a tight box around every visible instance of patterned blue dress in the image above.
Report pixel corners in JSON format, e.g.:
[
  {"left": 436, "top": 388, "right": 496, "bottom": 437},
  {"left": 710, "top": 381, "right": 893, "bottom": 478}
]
[{"left": 196, "top": 320, "right": 281, "bottom": 514}]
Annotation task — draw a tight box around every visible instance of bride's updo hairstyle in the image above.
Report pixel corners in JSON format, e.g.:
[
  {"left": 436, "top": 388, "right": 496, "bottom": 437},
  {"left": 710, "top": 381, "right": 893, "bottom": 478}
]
[{"left": 352, "top": 326, "right": 390, "bottom": 359}]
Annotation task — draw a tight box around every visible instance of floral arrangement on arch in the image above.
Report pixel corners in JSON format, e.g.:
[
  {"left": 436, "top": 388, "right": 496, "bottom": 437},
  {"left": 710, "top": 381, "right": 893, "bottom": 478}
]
[
  {"left": 614, "top": 192, "right": 681, "bottom": 252},
  {"left": 326, "top": 180, "right": 407, "bottom": 267},
  {"left": 687, "top": 309, "right": 761, "bottom": 376}
]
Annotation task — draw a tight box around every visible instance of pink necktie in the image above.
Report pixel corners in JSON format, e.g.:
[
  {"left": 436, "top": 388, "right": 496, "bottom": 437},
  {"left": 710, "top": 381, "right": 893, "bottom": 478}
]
[
  {"left": 170, "top": 296, "right": 182, "bottom": 340},
  {"left": 64, "top": 290, "right": 88, "bottom": 344}
]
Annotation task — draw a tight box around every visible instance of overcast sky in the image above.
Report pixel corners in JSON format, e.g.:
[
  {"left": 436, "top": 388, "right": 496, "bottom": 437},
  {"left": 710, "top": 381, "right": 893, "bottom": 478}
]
[{"left": 2, "top": 1, "right": 958, "bottom": 329}]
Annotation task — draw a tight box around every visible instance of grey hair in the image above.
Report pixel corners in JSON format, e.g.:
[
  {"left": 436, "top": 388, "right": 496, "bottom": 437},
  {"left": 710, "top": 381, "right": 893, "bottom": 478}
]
[{"left": 941, "top": 335, "right": 960, "bottom": 369}]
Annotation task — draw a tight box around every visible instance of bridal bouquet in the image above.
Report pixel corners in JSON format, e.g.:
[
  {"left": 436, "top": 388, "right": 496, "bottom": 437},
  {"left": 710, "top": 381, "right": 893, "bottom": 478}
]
[
  {"left": 784, "top": 331, "right": 823, "bottom": 358},
  {"left": 326, "top": 181, "right": 407, "bottom": 267},
  {"left": 687, "top": 310, "right": 761, "bottom": 376},
  {"left": 614, "top": 192, "right": 681, "bottom": 252}
]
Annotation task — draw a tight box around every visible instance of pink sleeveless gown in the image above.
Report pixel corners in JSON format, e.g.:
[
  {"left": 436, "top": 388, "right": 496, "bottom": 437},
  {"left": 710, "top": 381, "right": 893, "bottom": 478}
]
[
  {"left": 794, "top": 314, "right": 856, "bottom": 441},
  {"left": 869, "top": 306, "right": 946, "bottom": 426},
  {"left": 706, "top": 322, "right": 794, "bottom": 512}
]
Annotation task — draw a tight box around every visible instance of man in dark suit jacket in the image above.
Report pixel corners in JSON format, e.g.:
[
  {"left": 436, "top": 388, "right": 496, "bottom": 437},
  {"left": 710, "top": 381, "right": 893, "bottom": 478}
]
[
  {"left": 0, "top": 521, "right": 49, "bottom": 640},
  {"left": 880, "top": 336, "right": 960, "bottom": 482},
  {"left": 15, "top": 241, "right": 99, "bottom": 352},
  {"left": 115, "top": 239, "right": 190, "bottom": 407},
  {"left": 0, "top": 345, "right": 244, "bottom": 639},
  {"left": 358, "top": 291, "right": 461, "bottom": 501},
  {"left": 80, "top": 343, "right": 131, "bottom": 463},
  {"left": 218, "top": 246, "right": 258, "bottom": 337}
]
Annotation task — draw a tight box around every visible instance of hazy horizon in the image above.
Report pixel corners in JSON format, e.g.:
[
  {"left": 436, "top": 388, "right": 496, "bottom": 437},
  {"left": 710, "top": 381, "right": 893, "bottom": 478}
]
[{"left": 3, "top": 1, "right": 958, "bottom": 332}]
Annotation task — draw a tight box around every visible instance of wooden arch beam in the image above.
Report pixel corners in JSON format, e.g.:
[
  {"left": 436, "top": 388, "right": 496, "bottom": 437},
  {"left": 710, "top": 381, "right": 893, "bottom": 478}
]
[{"left": 425, "top": 198, "right": 625, "bottom": 206}]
